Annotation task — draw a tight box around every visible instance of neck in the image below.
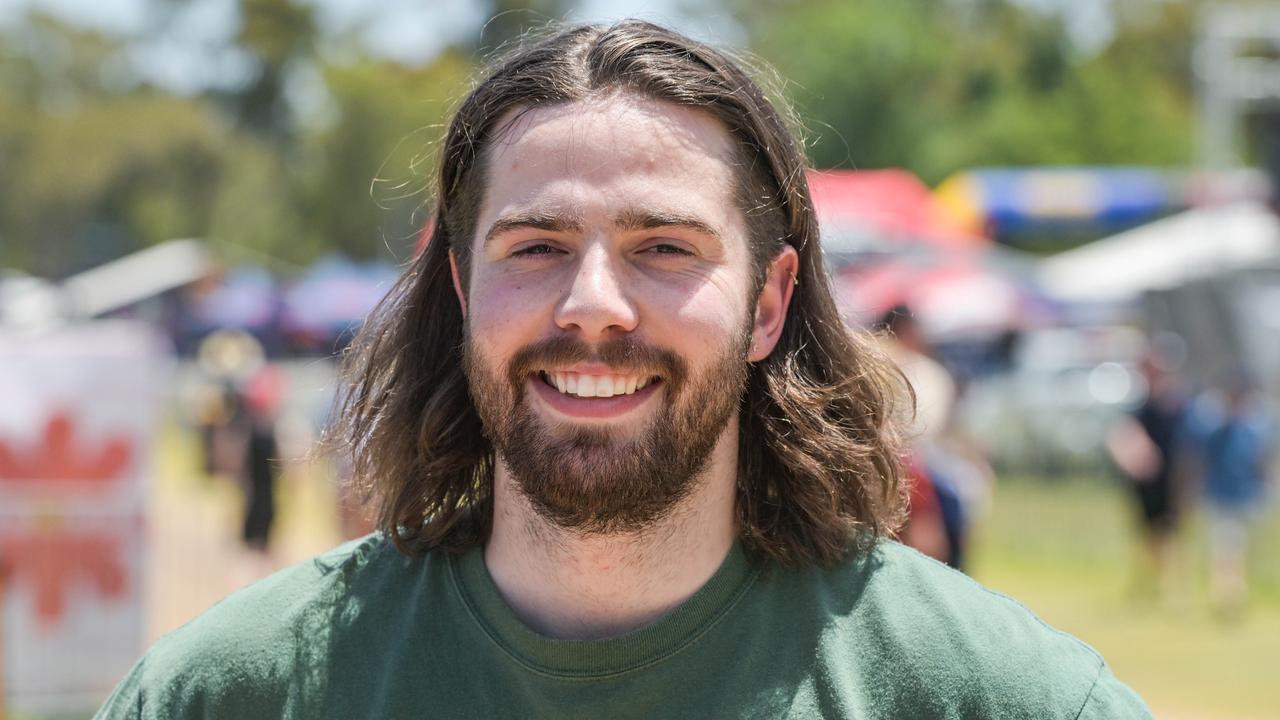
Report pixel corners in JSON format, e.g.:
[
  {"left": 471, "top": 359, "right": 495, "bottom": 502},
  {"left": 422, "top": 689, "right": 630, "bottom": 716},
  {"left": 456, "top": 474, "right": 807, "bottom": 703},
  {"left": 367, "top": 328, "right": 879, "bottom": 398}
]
[{"left": 483, "top": 423, "right": 739, "bottom": 641}]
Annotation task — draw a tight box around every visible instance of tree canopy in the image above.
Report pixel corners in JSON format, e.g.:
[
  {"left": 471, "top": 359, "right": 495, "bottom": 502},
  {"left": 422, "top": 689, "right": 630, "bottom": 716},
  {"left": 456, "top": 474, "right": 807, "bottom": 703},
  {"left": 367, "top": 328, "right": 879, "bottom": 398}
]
[
  {"left": 0, "top": 0, "right": 1204, "bottom": 277},
  {"left": 738, "top": 0, "right": 1196, "bottom": 182}
]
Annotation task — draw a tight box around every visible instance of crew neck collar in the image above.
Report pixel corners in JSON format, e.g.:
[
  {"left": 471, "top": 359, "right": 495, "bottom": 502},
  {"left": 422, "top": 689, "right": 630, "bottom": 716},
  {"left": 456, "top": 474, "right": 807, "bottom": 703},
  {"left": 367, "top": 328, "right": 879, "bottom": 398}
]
[{"left": 448, "top": 542, "right": 758, "bottom": 678}]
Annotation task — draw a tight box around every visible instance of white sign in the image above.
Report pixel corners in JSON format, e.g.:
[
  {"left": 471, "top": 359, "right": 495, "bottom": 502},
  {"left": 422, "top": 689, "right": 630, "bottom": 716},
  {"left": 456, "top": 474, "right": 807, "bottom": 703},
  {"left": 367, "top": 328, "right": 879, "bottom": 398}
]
[{"left": 0, "top": 320, "right": 168, "bottom": 716}]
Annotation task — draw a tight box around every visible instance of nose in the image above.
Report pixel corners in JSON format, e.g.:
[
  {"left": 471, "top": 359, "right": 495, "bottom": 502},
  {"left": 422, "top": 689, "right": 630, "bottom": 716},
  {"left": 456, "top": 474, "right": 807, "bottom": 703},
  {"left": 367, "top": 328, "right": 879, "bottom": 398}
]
[{"left": 554, "top": 242, "right": 639, "bottom": 340}]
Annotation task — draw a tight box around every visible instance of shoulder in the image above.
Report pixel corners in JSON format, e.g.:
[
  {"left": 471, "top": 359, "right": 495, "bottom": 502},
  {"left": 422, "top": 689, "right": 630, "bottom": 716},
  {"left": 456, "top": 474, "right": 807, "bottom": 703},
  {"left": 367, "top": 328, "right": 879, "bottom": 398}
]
[
  {"left": 815, "top": 540, "right": 1151, "bottom": 718},
  {"left": 153, "top": 533, "right": 399, "bottom": 652},
  {"left": 96, "top": 534, "right": 425, "bottom": 719}
]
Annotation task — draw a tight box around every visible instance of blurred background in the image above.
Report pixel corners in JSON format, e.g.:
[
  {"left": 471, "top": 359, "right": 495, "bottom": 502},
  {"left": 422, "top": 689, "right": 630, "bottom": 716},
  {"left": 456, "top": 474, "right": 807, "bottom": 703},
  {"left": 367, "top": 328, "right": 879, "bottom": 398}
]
[{"left": 1, "top": 0, "right": 1278, "bottom": 717}]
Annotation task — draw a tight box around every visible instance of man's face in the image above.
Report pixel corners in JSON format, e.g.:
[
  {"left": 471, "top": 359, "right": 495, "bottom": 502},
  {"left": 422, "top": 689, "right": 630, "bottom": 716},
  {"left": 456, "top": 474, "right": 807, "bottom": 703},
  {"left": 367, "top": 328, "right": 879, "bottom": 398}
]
[{"left": 457, "top": 93, "right": 760, "bottom": 534}]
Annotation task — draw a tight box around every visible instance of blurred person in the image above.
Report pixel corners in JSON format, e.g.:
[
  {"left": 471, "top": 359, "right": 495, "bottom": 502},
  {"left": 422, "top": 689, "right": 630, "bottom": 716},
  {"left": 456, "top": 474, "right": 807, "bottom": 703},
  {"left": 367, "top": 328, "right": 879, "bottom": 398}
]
[
  {"left": 1186, "top": 370, "right": 1274, "bottom": 619},
  {"left": 97, "top": 21, "right": 1150, "bottom": 718},
  {"left": 192, "top": 381, "right": 233, "bottom": 478},
  {"left": 238, "top": 365, "right": 284, "bottom": 556},
  {"left": 876, "top": 305, "right": 973, "bottom": 569},
  {"left": 900, "top": 455, "right": 950, "bottom": 562},
  {"left": 921, "top": 376, "right": 997, "bottom": 573},
  {"left": 1105, "top": 342, "right": 1192, "bottom": 603},
  {"left": 193, "top": 330, "right": 267, "bottom": 482},
  {"left": 877, "top": 304, "right": 955, "bottom": 440}
]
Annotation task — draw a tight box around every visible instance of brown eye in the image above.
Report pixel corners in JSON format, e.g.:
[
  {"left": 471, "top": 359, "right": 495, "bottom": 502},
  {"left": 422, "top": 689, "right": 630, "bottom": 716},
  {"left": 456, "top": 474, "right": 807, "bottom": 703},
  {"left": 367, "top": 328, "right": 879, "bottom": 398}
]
[
  {"left": 513, "top": 243, "right": 560, "bottom": 257},
  {"left": 645, "top": 243, "right": 693, "bottom": 256}
]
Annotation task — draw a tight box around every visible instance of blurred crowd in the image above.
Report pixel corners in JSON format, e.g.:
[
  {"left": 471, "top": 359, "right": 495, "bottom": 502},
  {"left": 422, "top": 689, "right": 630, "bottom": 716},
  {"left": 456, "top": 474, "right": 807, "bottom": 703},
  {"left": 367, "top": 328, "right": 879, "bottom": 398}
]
[
  {"left": 1106, "top": 340, "right": 1274, "bottom": 618},
  {"left": 873, "top": 298, "right": 1277, "bottom": 618}
]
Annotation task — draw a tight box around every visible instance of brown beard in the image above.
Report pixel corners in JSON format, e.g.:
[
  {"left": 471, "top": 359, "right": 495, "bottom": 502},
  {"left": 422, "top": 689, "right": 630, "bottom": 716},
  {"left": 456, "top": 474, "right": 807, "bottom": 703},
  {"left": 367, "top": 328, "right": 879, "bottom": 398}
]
[{"left": 463, "top": 330, "right": 750, "bottom": 534}]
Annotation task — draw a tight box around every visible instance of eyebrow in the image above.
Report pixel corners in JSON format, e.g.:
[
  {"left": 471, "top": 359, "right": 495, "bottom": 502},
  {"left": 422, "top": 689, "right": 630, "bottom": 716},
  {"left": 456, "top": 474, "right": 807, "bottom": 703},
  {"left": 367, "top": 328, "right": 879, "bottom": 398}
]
[
  {"left": 483, "top": 211, "right": 584, "bottom": 249},
  {"left": 614, "top": 208, "right": 723, "bottom": 243},
  {"left": 482, "top": 207, "right": 722, "bottom": 249}
]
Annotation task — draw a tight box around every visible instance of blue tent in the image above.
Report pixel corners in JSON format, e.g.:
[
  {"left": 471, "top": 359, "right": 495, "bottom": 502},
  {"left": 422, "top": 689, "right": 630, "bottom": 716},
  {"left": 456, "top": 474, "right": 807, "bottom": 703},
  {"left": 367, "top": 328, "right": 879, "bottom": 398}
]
[{"left": 935, "top": 167, "right": 1178, "bottom": 244}]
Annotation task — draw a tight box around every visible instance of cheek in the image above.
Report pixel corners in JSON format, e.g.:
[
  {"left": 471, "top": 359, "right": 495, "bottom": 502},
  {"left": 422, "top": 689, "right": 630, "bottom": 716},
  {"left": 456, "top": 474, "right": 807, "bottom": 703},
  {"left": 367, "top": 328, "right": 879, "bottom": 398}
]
[
  {"left": 468, "top": 275, "right": 552, "bottom": 347},
  {"left": 646, "top": 273, "right": 751, "bottom": 354}
]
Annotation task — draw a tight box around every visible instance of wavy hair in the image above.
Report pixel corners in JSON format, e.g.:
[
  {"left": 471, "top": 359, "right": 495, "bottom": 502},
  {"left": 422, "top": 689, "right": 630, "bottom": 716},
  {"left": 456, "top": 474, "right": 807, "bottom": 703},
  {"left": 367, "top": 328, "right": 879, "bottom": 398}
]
[{"left": 331, "top": 20, "right": 910, "bottom": 567}]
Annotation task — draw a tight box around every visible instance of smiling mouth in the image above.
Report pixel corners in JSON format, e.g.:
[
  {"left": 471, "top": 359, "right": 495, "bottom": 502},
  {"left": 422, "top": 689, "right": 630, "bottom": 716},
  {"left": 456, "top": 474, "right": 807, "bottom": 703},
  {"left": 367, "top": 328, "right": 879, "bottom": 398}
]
[{"left": 536, "top": 370, "right": 661, "bottom": 398}]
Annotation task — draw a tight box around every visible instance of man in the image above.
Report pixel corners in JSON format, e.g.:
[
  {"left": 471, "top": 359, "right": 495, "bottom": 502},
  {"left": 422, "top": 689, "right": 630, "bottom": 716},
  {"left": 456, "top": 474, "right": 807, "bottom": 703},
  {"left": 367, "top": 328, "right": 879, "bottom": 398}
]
[
  {"left": 1106, "top": 343, "right": 1190, "bottom": 602},
  {"left": 1187, "top": 370, "right": 1273, "bottom": 619},
  {"left": 99, "top": 21, "right": 1151, "bottom": 718}
]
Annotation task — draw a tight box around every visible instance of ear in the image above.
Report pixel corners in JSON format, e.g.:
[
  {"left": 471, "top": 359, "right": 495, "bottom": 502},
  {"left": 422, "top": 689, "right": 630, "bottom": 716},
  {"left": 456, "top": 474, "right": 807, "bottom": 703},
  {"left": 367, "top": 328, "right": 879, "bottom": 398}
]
[
  {"left": 748, "top": 245, "right": 799, "bottom": 362},
  {"left": 448, "top": 250, "right": 468, "bottom": 319}
]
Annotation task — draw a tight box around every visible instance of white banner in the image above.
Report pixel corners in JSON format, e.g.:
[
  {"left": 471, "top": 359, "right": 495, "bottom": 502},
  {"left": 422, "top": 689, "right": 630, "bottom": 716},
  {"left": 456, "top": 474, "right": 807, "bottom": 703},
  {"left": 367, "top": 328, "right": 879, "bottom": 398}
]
[{"left": 0, "top": 320, "right": 168, "bottom": 716}]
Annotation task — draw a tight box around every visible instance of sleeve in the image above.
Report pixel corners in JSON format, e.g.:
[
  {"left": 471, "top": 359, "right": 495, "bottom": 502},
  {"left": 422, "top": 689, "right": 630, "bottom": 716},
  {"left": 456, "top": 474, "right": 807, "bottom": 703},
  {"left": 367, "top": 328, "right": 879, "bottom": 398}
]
[
  {"left": 91, "top": 642, "right": 291, "bottom": 720},
  {"left": 1074, "top": 664, "right": 1153, "bottom": 720},
  {"left": 93, "top": 657, "right": 146, "bottom": 720},
  {"left": 92, "top": 650, "right": 213, "bottom": 720}
]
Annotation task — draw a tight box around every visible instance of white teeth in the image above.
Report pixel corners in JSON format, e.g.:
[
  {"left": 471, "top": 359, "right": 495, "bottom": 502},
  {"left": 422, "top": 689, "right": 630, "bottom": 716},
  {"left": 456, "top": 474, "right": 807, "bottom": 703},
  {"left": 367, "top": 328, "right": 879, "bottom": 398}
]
[
  {"left": 599, "top": 376, "right": 617, "bottom": 397},
  {"left": 542, "top": 372, "right": 655, "bottom": 398}
]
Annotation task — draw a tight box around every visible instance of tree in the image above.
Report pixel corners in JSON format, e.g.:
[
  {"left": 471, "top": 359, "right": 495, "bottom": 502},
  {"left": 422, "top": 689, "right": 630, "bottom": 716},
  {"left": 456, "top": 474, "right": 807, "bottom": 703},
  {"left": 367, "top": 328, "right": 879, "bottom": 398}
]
[
  {"left": 471, "top": 0, "right": 575, "bottom": 55},
  {"left": 736, "top": 0, "right": 1196, "bottom": 181},
  {"left": 223, "top": 0, "right": 319, "bottom": 147},
  {"left": 294, "top": 50, "right": 474, "bottom": 260},
  {"left": 0, "top": 13, "right": 301, "bottom": 275}
]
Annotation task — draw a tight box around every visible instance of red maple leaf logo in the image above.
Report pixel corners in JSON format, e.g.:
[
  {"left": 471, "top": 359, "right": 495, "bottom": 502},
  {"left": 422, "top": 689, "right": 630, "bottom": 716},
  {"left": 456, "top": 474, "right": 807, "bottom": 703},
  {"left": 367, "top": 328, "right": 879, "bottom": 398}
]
[
  {"left": 0, "top": 524, "right": 132, "bottom": 628},
  {"left": 0, "top": 411, "right": 133, "bottom": 486}
]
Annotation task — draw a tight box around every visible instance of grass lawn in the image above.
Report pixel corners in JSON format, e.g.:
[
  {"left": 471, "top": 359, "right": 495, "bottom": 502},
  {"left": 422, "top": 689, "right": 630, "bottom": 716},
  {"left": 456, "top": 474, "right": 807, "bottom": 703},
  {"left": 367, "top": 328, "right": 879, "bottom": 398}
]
[{"left": 968, "top": 476, "right": 1280, "bottom": 720}]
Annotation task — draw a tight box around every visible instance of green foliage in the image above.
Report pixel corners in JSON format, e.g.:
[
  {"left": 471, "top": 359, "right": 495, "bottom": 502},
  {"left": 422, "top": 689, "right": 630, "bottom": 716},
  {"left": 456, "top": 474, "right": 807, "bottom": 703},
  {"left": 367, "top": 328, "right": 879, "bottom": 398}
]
[
  {"left": 226, "top": 0, "right": 319, "bottom": 143},
  {"left": 474, "top": 0, "right": 576, "bottom": 54},
  {"left": 0, "top": 84, "right": 243, "bottom": 273},
  {"left": 739, "top": 0, "right": 1196, "bottom": 182},
  {"left": 295, "top": 51, "right": 472, "bottom": 261},
  {"left": 0, "top": 5, "right": 477, "bottom": 276},
  {"left": 205, "top": 137, "right": 305, "bottom": 267},
  {"left": 0, "top": 0, "right": 1205, "bottom": 277}
]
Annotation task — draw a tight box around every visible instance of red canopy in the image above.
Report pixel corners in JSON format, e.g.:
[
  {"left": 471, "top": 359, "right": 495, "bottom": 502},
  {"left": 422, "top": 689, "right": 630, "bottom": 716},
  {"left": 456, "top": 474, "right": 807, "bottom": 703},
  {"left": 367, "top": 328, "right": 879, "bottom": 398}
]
[{"left": 807, "top": 169, "right": 985, "bottom": 251}]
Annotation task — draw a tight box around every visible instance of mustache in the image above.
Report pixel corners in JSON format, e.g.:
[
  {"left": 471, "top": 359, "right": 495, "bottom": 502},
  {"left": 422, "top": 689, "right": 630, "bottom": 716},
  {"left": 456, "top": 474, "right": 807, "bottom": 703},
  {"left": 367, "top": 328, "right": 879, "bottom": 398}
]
[{"left": 506, "top": 335, "right": 687, "bottom": 388}]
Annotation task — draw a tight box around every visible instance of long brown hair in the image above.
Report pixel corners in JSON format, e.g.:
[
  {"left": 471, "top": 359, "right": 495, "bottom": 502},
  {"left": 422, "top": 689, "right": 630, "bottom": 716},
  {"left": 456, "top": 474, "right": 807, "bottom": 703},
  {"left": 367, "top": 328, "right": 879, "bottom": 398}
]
[{"left": 332, "top": 20, "right": 910, "bottom": 567}]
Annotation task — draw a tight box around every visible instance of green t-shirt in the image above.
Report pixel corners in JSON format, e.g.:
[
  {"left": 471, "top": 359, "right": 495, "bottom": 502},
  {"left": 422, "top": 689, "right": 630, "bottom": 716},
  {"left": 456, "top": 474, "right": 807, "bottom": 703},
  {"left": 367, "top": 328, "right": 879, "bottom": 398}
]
[{"left": 96, "top": 534, "right": 1151, "bottom": 719}]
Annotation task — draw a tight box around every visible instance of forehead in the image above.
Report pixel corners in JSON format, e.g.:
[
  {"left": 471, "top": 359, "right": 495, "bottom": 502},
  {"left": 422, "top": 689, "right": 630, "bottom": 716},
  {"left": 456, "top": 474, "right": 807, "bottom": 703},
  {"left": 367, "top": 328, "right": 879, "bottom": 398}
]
[{"left": 476, "top": 94, "right": 742, "bottom": 239}]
